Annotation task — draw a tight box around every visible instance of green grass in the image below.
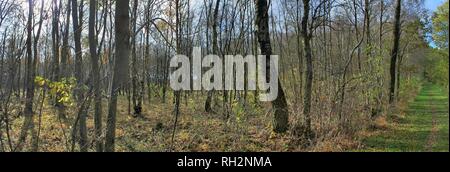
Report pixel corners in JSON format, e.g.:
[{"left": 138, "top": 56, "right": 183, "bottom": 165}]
[{"left": 359, "top": 84, "right": 449, "bottom": 152}]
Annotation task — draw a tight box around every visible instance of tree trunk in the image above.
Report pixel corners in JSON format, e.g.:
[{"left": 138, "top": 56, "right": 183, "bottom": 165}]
[
  {"left": 89, "top": 0, "right": 103, "bottom": 152},
  {"left": 105, "top": 0, "right": 130, "bottom": 152},
  {"left": 51, "top": 0, "right": 60, "bottom": 81},
  {"left": 17, "top": 0, "right": 35, "bottom": 152},
  {"left": 302, "top": 0, "right": 313, "bottom": 138},
  {"left": 131, "top": 0, "right": 142, "bottom": 117},
  {"left": 365, "top": 0, "right": 371, "bottom": 56},
  {"left": 61, "top": 0, "right": 71, "bottom": 79},
  {"left": 389, "top": 0, "right": 401, "bottom": 104},
  {"left": 353, "top": 0, "right": 361, "bottom": 71},
  {"left": 72, "top": 0, "right": 87, "bottom": 152},
  {"left": 205, "top": 0, "right": 221, "bottom": 113},
  {"left": 255, "top": 0, "right": 289, "bottom": 133}
]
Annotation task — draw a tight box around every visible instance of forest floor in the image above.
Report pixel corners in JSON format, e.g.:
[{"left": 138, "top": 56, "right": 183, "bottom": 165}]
[
  {"left": 7, "top": 84, "right": 447, "bottom": 152},
  {"left": 8, "top": 90, "right": 361, "bottom": 152},
  {"left": 358, "top": 84, "right": 449, "bottom": 152},
  {"left": 9, "top": 92, "right": 301, "bottom": 152}
]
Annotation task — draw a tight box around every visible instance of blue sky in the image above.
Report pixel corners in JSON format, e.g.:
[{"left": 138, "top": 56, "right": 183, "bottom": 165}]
[{"left": 425, "top": 0, "right": 446, "bottom": 12}]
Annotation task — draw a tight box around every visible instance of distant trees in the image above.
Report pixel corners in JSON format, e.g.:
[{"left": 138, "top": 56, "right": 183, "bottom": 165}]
[
  {"left": 426, "top": 0, "right": 449, "bottom": 88},
  {"left": 0, "top": 0, "right": 13, "bottom": 92},
  {"left": 0, "top": 0, "right": 13, "bottom": 28},
  {"left": 432, "top": 0, "right": 449, "bottom": 50},
  {"left": 424, "top": 49, "right": 449, "bottom": 87},
  {"left": 0, "top": 0, "right": 440, "bottom": 152}
]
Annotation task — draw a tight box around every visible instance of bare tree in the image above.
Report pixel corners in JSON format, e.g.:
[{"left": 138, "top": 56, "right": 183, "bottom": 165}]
[
  {"left": 205, "top": 0, "right": 220, "bottom": 113},
  {"left": 255, "top": 0, "right": 289, "bottom": 133},
  {"left": 71, "top": 0, "right": 88, "bottom": 152},
  {"left": 131, "top": 0, "right": 142, "bottom": 117},
  {"left": 105, "top": 0, "right": 130, "bottom": 152},
  {"left": 17, "top": 0, "right": 36, "bottom": 152},
  {"left": 89, "top": 0, "right": 103, "bottom": 152},
  {"left": 389, "top": 0, "right": 402, "bottom": 104},
  {"left": 51, "top": 0, "right": 61, "bottom": 81},
  {"left": 61, "top": 0, "right": 71, "bottom": 79},
  {"left": 301, "top": 0, "right": 313, "bottom": 139}
]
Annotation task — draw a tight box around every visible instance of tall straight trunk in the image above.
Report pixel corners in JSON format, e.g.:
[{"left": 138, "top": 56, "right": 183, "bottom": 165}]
[
  {"left": 353, "top": 0, "right": 362, "bottom": 71},
  {"left": 170, "top": 0, "right": 182, "bottom": 151},
  {"left": 379, "top": 0, "right": 384, "bottom": 51},
  {"left": 302, "top": 0, "right": 313, "bottom": 138},
  {"left": 52, "top": 0, "right": 67, "bottom": 122},
  {"left": 364, "top": 0, "right": 371, "bottom": 57},
  {"left": 17, "top": 0, "right": 35, "bottom": 152},
  {"left": 72, "top": 0, "right": 83, "bottom": 88},
  {"left": 371, "top": 0, "right": 385, "bottom": 118},
  {"left": 205, "top": 0, "right": 220, "bottom": 113},
  {"left": 61, "top": 0, "right": 71, "bottom": 78},
  {"left": 255, "top": 0, "right": 289, "bottom": 133},
  {"left": 131, "top": 0, "right": 141, "bottom": 116},
  {"left": 30, "top": 0, "right": 45, "bottom": 151},
  {"left": 0, "top": 62, "right": 3, "bottom": 99},
  {"left": 389, "top": 0, "right": 401, "bottom": 104},
  {"left": 51, "top": 0, "right": 60, "bottom": 81},
  {"left": 144, "top": 3, "right": 151, "bottom": 104},
  {"left": 89, "top": 0, "right": 103, "bottom": 152},
  {"left": 296, "top": 0, "right": 303, "bottom": 99},
  {"left": 105, "top": 0, "right": 130, "bottom": 152},
  {"left": 72, "top": 0, "right": 87, "bottom": 152},
  {"left": 0, "top": 28, "right": 6, "bottom": 90}
]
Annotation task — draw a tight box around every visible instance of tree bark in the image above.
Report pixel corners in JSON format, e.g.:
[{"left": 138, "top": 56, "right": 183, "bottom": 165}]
[
  {"left": 302, "top": 0, "right": 313, "bottom": 138},
  {"left": 51, "top": 0, "right": 60, "bottom": 81},
  {"left": 61, "top": 0, "right": 71, "bottom": 79},
  {"left": 389, "top": 0, "right": 401, "bottom": 104},
  {"left": 131, "top": 0, "right": 142, "bottom": 117},
  {"left": 255, "top": 0, "right": 289, "bottom": 133},
  {"left": 17, "top": 0, "right": 35, "bottom": 152},
  {"left": 105, "top": 0, "right": 130, "bottom": 152},
  {"left": 205, "top": 0, "right": 221, "bottom": 113},
  {"left": 71, "top": 0, "right": 87, "bottom": 152},
  {"left": 89, "top": 0, "right": 103, "bottom": 152}
]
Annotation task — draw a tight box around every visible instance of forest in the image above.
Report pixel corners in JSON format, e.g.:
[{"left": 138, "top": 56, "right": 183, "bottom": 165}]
[{"left": 0, "top": 0, "right": 448, "bottom": 152}]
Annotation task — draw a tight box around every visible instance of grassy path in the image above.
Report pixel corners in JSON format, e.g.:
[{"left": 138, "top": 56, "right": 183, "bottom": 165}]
[{"left": 360, "top": 84, "right": 449, "bottom": 152}]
